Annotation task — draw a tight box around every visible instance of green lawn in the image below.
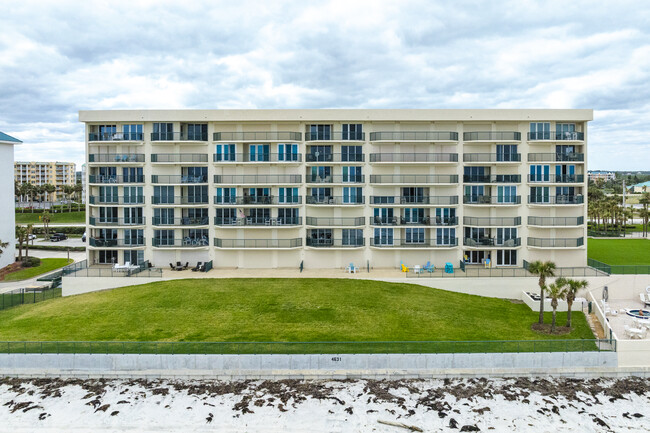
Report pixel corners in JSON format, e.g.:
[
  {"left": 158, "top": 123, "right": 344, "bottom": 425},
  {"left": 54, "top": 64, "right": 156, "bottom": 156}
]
[
  {"left": 2, "top": 258, "right": 72, "bottom": 282},
  {"left": 588, "top": 239, "right": 650, "bottom": 265},
  {"left": 0, "top": 279, "right": 594, "bottom": 352},
  {"left": 15, "top": 211, "right": 85, "bottom": 224}
]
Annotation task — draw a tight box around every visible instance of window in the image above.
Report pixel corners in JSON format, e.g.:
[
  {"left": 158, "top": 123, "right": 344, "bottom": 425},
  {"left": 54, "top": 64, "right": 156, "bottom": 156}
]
[
  {"left": 245, "top": 188, "right": 270, "bottom": 204},
  {"left": 247, "top": 208, "right": 270, "bottom": 224},
  {"left": 310, "top": 166, "right": 332, "bottom": 182},
  {"left": 98, "top": 250, "right": 118, "bottom": 264},
  {"left": 343, "top": 187, "right": 362, "bottom": 204},
  {"left": 530, "top": 122, "right": 550, "bottom": 140},
  {"left": 342, "top": 229, "right": 363, "bottom": 246},
  {"left": 98, "top": 125, "right": 116, "bottom": 141},
  {"left": 122, "top": 124, "right": 143, "bottom": 141},
  {"left": 278, "top": 208, "right": 299, "bottom": 224},
  {"left": 124, "top": 229, "right": 144, "bottom": 246},
  {"left": 215, "top": 144, "right": 236, "bottom": 161},
  {"left": 184, "top": 208, "right": 208, "bottom": 225},
  {"left": 308, "top": 125, "right": 331, "bottom": 140},
  {"left": 154, "top": 186, "right": 175, "bottom": 204},
  {"left": 435, "top": 208, "right": 456, "bottom": 225},
  {"left": 342, "top": 124, "right": 363, "bottom": 140},
  {"left": 464, "top": 166, "right": 487, "bottom": 182},
  {"left": 556, "top": 123, "right": 576, "bottom": 140},
  {"left": 309, "top": 229, "right": 333, "bottom": 246},
  {"left": 342, "top": 166, "right": 362, "bottom": 182},
  {"left": 182, "top": 229, "right": 209, "bottom": 245},
  {"left": 373, "top": 208, "right": 394, "bottom": 224},
  {"left": 186, "top": 185, "right": 208, "bottom": 204},
  {"left": 154, "top": 230, "right": 174, "bottom": 246},
  {"left": 405, "top": 228, "right": 425, "bottom": 244},
  {"left": 279, "top": 187, "right": 299, "bottom": 204},
  {"left": 185, "top": 124, "right": 207, "bottom": 141},
  {"left": 123, "top": 207, "right": 143, "bottom": 225},
  {"left": 123, "top": 186, "right": 143, "bottom": 204},
  {"left": 308, "top": 145, "right": 332, "bottom": 162},
  {"left": 154, "top": 208, "right": 175, "bottom": 225},
  {"left": 436, "top": 228, "right": 456, "bottom": 245},
  {"left": 249, "top": 144, "right": 270, "bottom": 162},
  {"left": 216, "top": 208, "right": 237, "bottom": 225},
  {"left": 278, "top": 144, "right": 299, "bottom": 161},
  {"left": 153, "top": 123, "right": 173, "bottom": 140},
  {"left": 496, "top": 228, "right": 517, "bottom": 246},
  {"left": 496, "top": 250, "right": 517, "bottom": 266},
  {"left": 401, "top": 187, "right": 426, "bottom": 204},
  {"left": 99, "top": 207, "right": 118, "bottom": 223},
  {"left": 464, "top": 185, "right": 484, "bottom": 203},
  {"left": 122, "top": 167, "right": 143, "bottom": 183},
  {"left": 215, "top": 187, "right": 236, "bottom": 204},
  {"left": 99, "top": 186, "right": 118, "bottom": 203},
  {"left": 98, "top": 166, "right": 117, "bottom": 182},
  {"left": 530, "top": 186, "right": 550, "bottom": 203},
  {"left": 310, "top": 188, "right": 332, "bottom": 203},
  {"left": 496, "top": 144, "right": 518, "bottom": 162},
  {"left": 497, "top": 186, "right": 517, "bottom": 203},
  {"left": 403, "top": 208, "right": 424, "bottom": 224},
  {"left": 530, "top": 165, "right": 550, "bottom": 182},
  {"left": 183, "top": 167, "right": 207, "bottom": 183},
  {"left": 123, "top": 250, "right": 144, "bottom": 266},
  {"left": 374, "top": 228, "right": 394, "bottom": 245},
  {"left": 341, "top": 146, "right": 363, "bottom": 162}
]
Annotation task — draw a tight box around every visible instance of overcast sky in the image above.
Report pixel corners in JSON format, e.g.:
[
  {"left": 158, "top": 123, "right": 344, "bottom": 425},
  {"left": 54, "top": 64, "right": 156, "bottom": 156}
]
[{"left": 1, "top": 0, "right": 649, "bottom": 170}]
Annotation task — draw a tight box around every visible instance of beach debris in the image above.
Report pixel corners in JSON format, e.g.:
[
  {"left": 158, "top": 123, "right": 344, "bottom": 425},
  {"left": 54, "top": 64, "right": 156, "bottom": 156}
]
[{"left": 377, "top": 420, "right": 423, "bottom": 432}]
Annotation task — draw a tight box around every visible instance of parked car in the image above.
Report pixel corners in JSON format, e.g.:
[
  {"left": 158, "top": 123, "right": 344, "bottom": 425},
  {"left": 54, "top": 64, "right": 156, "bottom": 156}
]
[
  {"left": 50, "top": 233, "right": 68, "bottom": 242},
  {"left": 81, "top": 232, "right": 86, "bottom": 242},
  {"left": 28, "top": 234, "right": 37, "bottom": 241}
]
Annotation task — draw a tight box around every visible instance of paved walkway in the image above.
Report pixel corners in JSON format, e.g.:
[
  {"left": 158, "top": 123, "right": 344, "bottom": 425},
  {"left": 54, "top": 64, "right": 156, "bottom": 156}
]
[{"left": 0, "top": 251, "right": 85, "bottom": 294}]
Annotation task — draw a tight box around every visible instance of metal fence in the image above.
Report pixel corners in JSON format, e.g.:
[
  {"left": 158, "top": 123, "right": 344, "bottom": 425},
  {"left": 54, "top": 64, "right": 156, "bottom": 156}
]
[
  {"left": 0, "top": 339, "right": 614, "bottom": 355},
  {"left": 405, "top": 264, "right": 608, "bottom": 278},
  {"left": 587, "top": 258, "right": 650, "bottom": 275},
  {"left": 0, "top": 287, "right": 61, "bottom": 311}
]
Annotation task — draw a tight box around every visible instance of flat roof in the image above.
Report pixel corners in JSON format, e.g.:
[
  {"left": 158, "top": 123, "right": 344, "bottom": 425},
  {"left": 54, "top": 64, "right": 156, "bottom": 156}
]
[
  {"left": 0, "top": 131, "right": 22, "bottom": 144},
  {"left": 79, "top": 109, "right": 594, "bottom": 123}
]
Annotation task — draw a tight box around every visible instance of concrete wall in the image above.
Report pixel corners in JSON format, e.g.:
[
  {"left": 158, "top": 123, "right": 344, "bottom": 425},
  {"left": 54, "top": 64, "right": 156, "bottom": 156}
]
[
  {"left": 522, "top": 290, "right": 569, "bottom": 312},
  {"left": 617, "top": 340, "right": 650, "bottom": 368},
  {"left": 62, "top": 276, "right": 162, "bottom": 296},
  {"left": 0, "top": 143, "right": 16, "bottom": 269}
]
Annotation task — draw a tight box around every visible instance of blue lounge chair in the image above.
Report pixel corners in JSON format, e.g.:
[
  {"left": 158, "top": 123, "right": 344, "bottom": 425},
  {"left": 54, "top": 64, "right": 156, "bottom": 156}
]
[
  {"left": 444, "top": 262, "right": 454, "bottom": 274},
  {"left": 423, "top": 261, "right": 434, "bottom": 273}
]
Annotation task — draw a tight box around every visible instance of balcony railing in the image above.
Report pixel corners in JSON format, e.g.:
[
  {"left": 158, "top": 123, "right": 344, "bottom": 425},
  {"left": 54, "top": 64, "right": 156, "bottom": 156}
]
[
  {"left": 215, "top": 217, "right": 302, "bottom": 226},
  {"left": 89, "top": 196, "right": 145, "bottom": 205},
  {"left": 151, "top": 175, "right": 208, "bottom": 184},
  {"left": 305, "top": 196, "right": 364, "bottom": 205},
  {"left": 152, "top": 238, "right": 210, "bottom": 247},
  {"left": 527, "top": 131, "right": 584, "bottom": 141},
  {"left": 370, "top": 196, "right": 459, "bottom": 205},
  {"left": 528, "top": 237, "right": 584, "bottom": 248},
  {"left": 89, "top": 132, "right": 144, "bottom": 141},
  {"left": 369, "top": 131, "right": 458, "bottom": 141},
  {"left": 370, "top": 238, "right": 458, "bottom": 247},
  {"left": 305, "top": 217, "right": 365, "bottom": 226},
  {"left": 463, "top": 195, "right": 522, "bottom": 205},
  {"left": 528, "top": 195, "right": 584, "bottom": 204},
  {"left": 88, "top": 175, "right": 144, "bottom": 184},
  {"left": 305, "top": 132, "right": 365, "bottom": 141},
  {"left": 463, "top": 237, "right": 521, "bottom": 247},
  {"left": 463, "top": 216, "right": 522, "bottom": 226},
  {"left": 89, "top": 238, "right": 145, "bottom": 247},
  {"left": 463, "top": 174, "right": 521, "bottom": 183},
  {"left": 305, "top": 153, "right": 365, "bottom": 163},
  {"left": 306, "top": 175, "right": 365, "bottom": 184},
  {"left": 214, "top": 175, "right": 302, "bottom": 184},
  {"left": 151, "top": 196, "right": 210, "bottom": 205},
  {"left": 89, "top": 154, "right": 145, "bottom": 163},
  {"left": 463, "top": 131, "right": 521, "bottom": 141},
  {"left": 151, "top": 154, "right": 208, "bottom": 163},
  {"left": 214, "top": 238, "right": 302, "bottom": 248},
  {"left": 528, "top": 216, "right": 585, "bottom": 226},
  {"left": 369, "top": 153, "right": 458, "bottom": 163},
  {"left": 463, "top": 153, "right": 521, "bottom": 162},
  {"left": 89, "top": 217, "right": 145, "bottom": 226},
  {"left": 306, "top": 238, "right": 365, "bottom": 248},
  {"left": 369, "top": 174, "right": 458, "bottom": 184},
  {"left": 527, "top": 174, "right": 585, "bottom": 183},
  {"left": 527, "top": 153, "right": 585, "bottom": 162},
  {"left": 152, "top": 217, "right": 210, "bottom": 226},
  {"left": 213, "top": 153, "right": 302, "bottom": 163},
  {"left": 213, "top": 131, "right": 302, "bottom": 141},
  {"left": 213, "top": 196, "right": 301, "bottom": 205},
  {"left": 370, "top": 216, "right": 459, "bottom": 226},
  {"left": 151, "top": 132, "right": 208, "bottom": 141}
]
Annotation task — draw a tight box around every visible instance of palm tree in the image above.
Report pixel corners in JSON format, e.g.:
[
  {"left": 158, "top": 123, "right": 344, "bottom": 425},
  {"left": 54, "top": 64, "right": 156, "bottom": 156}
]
[
  {"left": 640, "top": 192, "right": 650, "bottom": 236},
  {"left": 42, "top": 210, "right": 51, "bottom": 239},
  {"left": 43, "top": 183, "right": 56, "bottom": 209},
  {"left": 18, "top": 183, "right": 31, "bottom": 213},
  {"left": 24, "top": 224, "right": 33, "bottom": 258},
  {"left": 0, "top": 239, "right": 9, "bottom": 258},
  {"left": 546, "top": 281, "right": 567, "bottom": 333},
  {"left": 556, "top": 277, "right": 588, "bottom": 328},
  {"left": 528, "top": 260, "right": 557, "bottom": 324},
  {"left": 15, "top": 225, "right": 27, "bottom": 260},
  {"left": 74, "top": 182, "right": 83, "bottom": 211},
  {"left": 63, "top": 185, "right": 75, "bottom": 212}
]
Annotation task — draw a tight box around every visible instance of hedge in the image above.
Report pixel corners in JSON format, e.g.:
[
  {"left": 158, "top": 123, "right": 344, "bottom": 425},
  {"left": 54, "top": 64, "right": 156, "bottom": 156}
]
[
  {"left": 31, "top": 226, "right": 85, "bottom": 235},
  {"left": 26, "top": 245, "right": 85, "bottom": 252}
]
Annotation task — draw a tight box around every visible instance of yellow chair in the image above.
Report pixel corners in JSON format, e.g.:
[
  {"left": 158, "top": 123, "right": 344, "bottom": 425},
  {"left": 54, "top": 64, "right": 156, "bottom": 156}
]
[{"left": 401, "top": 263, "right": 409, "bottom": 273}]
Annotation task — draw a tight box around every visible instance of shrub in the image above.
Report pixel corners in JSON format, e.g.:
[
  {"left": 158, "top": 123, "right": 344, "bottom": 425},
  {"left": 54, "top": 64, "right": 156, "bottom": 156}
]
[
  {"left": 21, "top": 256, "right": 41, "bottom": 268},
  {"left": 31, "top": 226, "right": 85, "bottom": 235}
]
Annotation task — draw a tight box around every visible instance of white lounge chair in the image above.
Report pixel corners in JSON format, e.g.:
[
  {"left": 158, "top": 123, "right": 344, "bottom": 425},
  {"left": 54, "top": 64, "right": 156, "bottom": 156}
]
[
  {"left": 641, "top": 293, "right": 650, "bottom": 307},
  {"left": 646, "top": 286, "right": 650, "bottom": 295}
]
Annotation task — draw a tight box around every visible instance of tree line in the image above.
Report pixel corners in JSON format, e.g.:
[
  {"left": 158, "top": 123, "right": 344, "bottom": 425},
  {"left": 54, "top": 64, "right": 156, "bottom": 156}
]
[
  {"left": 15, "top": 182, "right": 83, "bottom": 213},
  {"left": 588, "top": 183, "right": 650, "bottom": 236}
]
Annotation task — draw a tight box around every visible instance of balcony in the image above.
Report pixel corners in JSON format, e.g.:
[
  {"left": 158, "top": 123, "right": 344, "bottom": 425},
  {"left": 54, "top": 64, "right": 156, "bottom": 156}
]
[
  {"left": 369, "top": 174, "right": 458, "bottom": 184},
  {"left": 151, "top": 196, "right": 210, "bottom": 205},
  {"left": 370, "top": 196, "right": 459, "bottom": 205},
  {"left": 463, "top": 131, "right": 521, "bottom": 141},
  {"left": 463, "top": 174, "right": 521, "bottom": 183},
  {"left": 370, "top": 216, "right": 458, "bottom": 226},
  {"left": 369, "top": 153, "right": 458, "bottom": 163},
  {"left": 213, "top": 153, "right": 302, "bottom": 163},
  {"left": 527, "top": 174, "right": 585, "bottom": 183},
  {"left": 152, "top": 217, "right": 210, "bottom": 226},
  {"left": 153, "top": 238, "right": 210, "bottom": 248},
  {"left": 370, "top": 238, "right": 458, "bottom": 248},
  {"left": 463, "top": 195, "right": 522, "bottom": 205},
  {"left": 89, "top": 217, "right": 145, "bottom": 226},
  {"left": 89, "top": 238, "right": 145, "bottom": 247},
  {"left": 88, "top": 196, "right": 145, "bottom": 205},
  {"left": 463, "top": 216, "right": 522, "bottom": 226},
  {"left": 215, "top": 217, "right": 302, "bottom": 226},
  {"left": 151, "top": 175, "right": 208, "bottom": 184},
  {"left": 463, "top": 237, "right": 521, "bottom": 247},
  {"left": 151, "top": 132, "right": 207, "bottom": 142},
  {"left": 88, "top": 132, "right": 144, "bottom": 142},
  {"left": 528, "top": 216, "right": 585, "bottom": 226},
  {"left": 305, "top": 217, "right": 365, "bottom": 226},
  {"left": 527, "top": 153, "right": 585, "bottom": 162},
  {"left": 213, "top": 196, "right": 302, "bottom": 205},
  {"left": 305, "top": 196, "right": 364, "bottom": 205},
  {"left": 305, "top": 153, "right": 364, "bottom": 163},
  {"left": 151, "top": 154, "right": 208, "bottom": 163},
  {"left": 527, "top": 237, "right": 584, "bottom": 248},
  {"left": 88, "top": 175, "right": 144, "bottom": 184},
  {"left": 528, "top": 195, "right": 584, "bottom": 205},
  {"left": 213, "top": 131, "right": 302, "bottom": 141},
  {"left": 89, "top": 154, "right": 145, "bottom": 163},
  {"left": 306, "top": 238, "right": 365, "bottom": 248},
  {"left": 306, "top": 175, "right": 365, "bottom": 184},
  {"left": 463, "top": 153, "right": 521, "bottom": 163},
  {"left": 214, "top": 238, "right": 302, "bottom": 248},
  {"left": 527, "top": 131, "right": 584, "bottom": 141},
  {"left": 214, "top": 175, "right": 302, "bottom": 184},
  {"left": 369, "top": 131, "right": 458, "bottom": 141},
  {"left": 305, "top": 131, "right": 365, "bottom": 141}
]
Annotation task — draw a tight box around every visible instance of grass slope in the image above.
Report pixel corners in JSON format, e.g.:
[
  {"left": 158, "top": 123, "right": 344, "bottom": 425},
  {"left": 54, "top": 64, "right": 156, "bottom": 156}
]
[
  {"left": 0, "top": 279, "right": 593, "bottom": 343},
  {"left": 2, "top": 258, "right": 72, "bottom": 282},
  {"left": 15, "top": 211, "right": 85, "bottom": 224},
  {"left": 588, "top": 239, "right": 650, "bottom": 265}
]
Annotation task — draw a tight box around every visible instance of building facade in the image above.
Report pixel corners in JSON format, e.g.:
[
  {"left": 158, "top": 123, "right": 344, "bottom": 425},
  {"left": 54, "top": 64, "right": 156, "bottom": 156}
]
[
  {"left": 0, "top": 132, "right": 21, "bottom": 269},
  {"left": 80, "top": 109, "right": 591, "bottom": 269},
  {"left": 628, "top": 181, "right": 650, "bottom": 193},
  {"left": 588, "top": 170, "right": 616, "bottom": 182},
  {"left": 14, "top": 161, "right": 76, "bottom": 201}
]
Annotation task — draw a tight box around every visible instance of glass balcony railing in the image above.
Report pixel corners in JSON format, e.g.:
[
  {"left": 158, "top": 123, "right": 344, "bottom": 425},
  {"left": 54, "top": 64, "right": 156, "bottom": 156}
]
[
  {"left": 151, "top": 154, "right": 208, "bottom": 163},
  {"left": 152, "top": 238, "right": 210, "bottom": 247},
  {"left": 463, "top": 131, "right": 521, "bottom": 141},
  {"left": 305, "top": 196, "right": 364, "bottom": 205},
  {"left": 463, "top": 153, "right": 521, "bottom": 162},
  {"left": 527, "top": 237, "right": 584, "bottom": 248},
  {"left": 213, "top": 153, "right": 302, "bottom": 162},
  {"left": 527, "top": 174, "right": 585, "bottom": 183},
  {"left": 369, "top": 131, "right": 458, "bottom": 141},
  {"left": 89, "top": 217, "right": 145, "bottom": 226},
  {"left": 89, "top": 154, "right": 145, "bottom": 163},
  {"left": 463, "top": 237, "right": 521, "bottom": 247},
  {"left": 89, "top": 132, "right": 144, "bottom": 141},
  {"left": 214, "top": 238, "right": 303, "bottom": 248},
  {"left": 527, "top": 153, "right": 585, "bottom": 162},
  {"left": 89, "top": 238, "right": 145, "bottom": 247},
  {"left": 151, "top": 175, "right": 208, "bottom": 184},
  {"left": 151, "top": 132, "right": 208, "bottom": 141},
  {"left": 214, "top": 175, "right": 302, "bottom": 184},
  {"left": 370, "top": 196, "right": 459, "bottom": 205},
  {"left": 463, "top": 195, "right": 522, "bottom": 205},
  {"left": 88, "top": 196, "right": 145, "bottom": 205},
  {"left": 305, "top": 131, "right": 366, "bottom": 141},
  {"left": 528, "top": 195, "right": 584, "bottom": 204},
  {"left": 305, "top": 175, "right": 365, "bottom": 184},
  {"left": 306, "top": 238, "right": 365, "bottom": 248},
  {"left": 213, "top": 131, "right": 302, "bottom": 141},
  {"left": 369, "top": 174, "right": 458, "bottom": 184},
  {"left": 88, "top": 175, "right": 144, "bottom": 184},
  {"left": 215, "top": 217, "right": 302, "bottom": 226},
  {"left": 463, "top": 216, "right": 522, "bottom": 226},
  {"left": 527, "top": 131, "right": 584, "bottom": 141},
  {"left": 463, "top": 175, "right": 521, "bottom": 183},
  {"left": 305, "top": 217, "right": 365, "bottom": 226},
  {"left": 370, "top": 216, "right": 458, "bottom": 226},
  {"left": 152, "top": 217, "right": 210, "bottom": 226},
  {"left": 151, "top": 196, "right": 210, "bottom": 205},
  {"left": 213, "top": 196, "right": 302, "bottom": 205},
  {"left": 305, "top": 153, "right": 364, "bottom": 163},
  {"left": 370, "top": 238, "right": 458, "bottom": 247},
  {"left": 527, "top": 216, "right": 585, "bottom": 226},
  {"left": 369, "top": 153, "right": 458, "bottom": 163}
]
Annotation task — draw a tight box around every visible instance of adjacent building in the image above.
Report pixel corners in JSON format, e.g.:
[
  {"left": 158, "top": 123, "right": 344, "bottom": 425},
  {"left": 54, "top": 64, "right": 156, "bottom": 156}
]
[
  {"left": 14, "top": 161, "right": 76, "bottom": 201},
  {"left": 588, "top": 170, "right": 616, "bottom": 182},
  {"left": 0, "top": 132, "right": 21, "bottom": 269},
  {"left": 79, "top": 109, "right": 591, "bottom": 269},
  {"left": 627, "top": 181, "right": 650, "bottom": 193}
]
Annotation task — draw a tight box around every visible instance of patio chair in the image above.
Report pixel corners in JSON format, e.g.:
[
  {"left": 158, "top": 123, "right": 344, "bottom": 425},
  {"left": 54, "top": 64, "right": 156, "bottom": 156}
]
[
  {"left": 176, "top": 261, "right": 182, "bottom": 268},
  {"left": 423, "top": 261, "right": 434, "bottom": 273},
  {"left": 346, "top": 263, "right": 358, "bottom": 273},
  {"left": 183, "top": 262, "right": 189, "bottom": 270},
  {"left": 641, "top": 293, "right": 650, "bottom": 307},
  {"left": 169, "top": 263, "right": 176, "bottom": 271},
  {"left": 400, "top": 263, "right": 409, "bottom": 273},
  {"left": 192, "top": 262, "right": 203, "bottom": 272}
]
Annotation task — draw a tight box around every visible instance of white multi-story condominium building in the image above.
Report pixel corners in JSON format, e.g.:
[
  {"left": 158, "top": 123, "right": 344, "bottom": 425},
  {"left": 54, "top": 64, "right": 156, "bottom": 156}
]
[
  {"left": 588, "top": 170, "right": 616, "bottom": 182},
  {"left": 14, "top": 161, "right": 76, "bottom": 201},
  {"left": 79, "top": 109, "right": 591, "bottom": 269},
  {"left": 1, "top": 132, "right": 21, "bottom": 269}
]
